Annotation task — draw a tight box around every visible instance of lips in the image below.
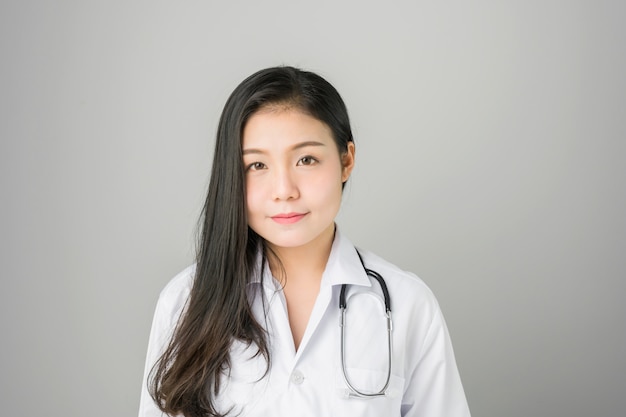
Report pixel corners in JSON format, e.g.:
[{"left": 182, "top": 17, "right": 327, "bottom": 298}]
[{"left": 271, "top": 212, "right": 307, "bottom": 225}]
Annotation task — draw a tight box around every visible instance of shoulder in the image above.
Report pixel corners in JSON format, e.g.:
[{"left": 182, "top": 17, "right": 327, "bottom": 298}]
[
  {"left": 160, "top": 264, "right": 196, "bottom": 295},
  {"left": 154, "top": 264, "right": 196, "bottom": 325},
  {"left": 356, "top": 248, "right": 441, "bottom": 315},
  {"left": 142, "top": 265, "right": 197, "bottom": 364},
  {"left": 357, "top": 248, "right": 432, "bottom": 293}
]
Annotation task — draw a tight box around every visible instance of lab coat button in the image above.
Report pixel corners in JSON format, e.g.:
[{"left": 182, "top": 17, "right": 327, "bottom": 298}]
[{"left": 290, "top": 370, "right": 305, "bottom": 385}]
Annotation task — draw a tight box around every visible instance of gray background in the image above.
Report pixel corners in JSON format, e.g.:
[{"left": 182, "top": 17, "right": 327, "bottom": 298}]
[{"left": 1, "top": 1, "right": 624, "bottom": 416}]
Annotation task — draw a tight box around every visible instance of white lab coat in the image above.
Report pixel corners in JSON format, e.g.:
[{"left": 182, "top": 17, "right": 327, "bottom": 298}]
[{"left": 139, "top": 229, "right": 471, "bottom": 416}]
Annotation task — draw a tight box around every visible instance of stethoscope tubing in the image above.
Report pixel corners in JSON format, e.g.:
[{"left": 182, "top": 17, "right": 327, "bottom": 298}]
[{"left": 339, "top": 249, "right": 393, "bottom": 398}]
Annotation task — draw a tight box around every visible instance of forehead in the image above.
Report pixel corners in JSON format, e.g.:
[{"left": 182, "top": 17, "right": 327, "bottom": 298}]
[{"left": 242, "top": 109, "right": 334, "bottom": 149}]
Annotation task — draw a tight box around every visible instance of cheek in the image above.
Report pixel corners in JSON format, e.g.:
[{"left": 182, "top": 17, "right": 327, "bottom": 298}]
[
  {"left": 307, "top": 170, "right": 344, "bottom": 205},
  {"left": 245, "top": 181, "right": 263, "bottom": 215}
]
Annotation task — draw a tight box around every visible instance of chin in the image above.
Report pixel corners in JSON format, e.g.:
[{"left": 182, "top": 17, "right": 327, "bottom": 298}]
[
  {"left": 265, "top": 235, "right": 313, "bottom": 249},
  {"left": 258, "top": 228, "right": 325, "bottom": 250},
  {"left": 253, "top": 220, "right": 336, "bottom": 251}
]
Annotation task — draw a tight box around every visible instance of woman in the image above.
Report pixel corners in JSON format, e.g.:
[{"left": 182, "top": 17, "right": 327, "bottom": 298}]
[{"left": 139, "top": 66, "right": 470, "bottom": 417}]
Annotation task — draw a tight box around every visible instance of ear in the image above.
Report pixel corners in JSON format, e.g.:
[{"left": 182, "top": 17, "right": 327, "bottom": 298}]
[{"left": 341, "top": 141, "right": 356, "bottom": 183}]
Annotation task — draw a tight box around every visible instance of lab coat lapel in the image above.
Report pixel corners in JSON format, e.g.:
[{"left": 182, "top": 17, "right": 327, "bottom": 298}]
[{"left": 293, "top": 229, "right": 371, "bottom": 362}]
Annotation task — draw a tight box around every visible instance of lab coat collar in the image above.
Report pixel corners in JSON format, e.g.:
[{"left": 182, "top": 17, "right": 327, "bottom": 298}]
[
  {"left": 322, "top": 228, "right": 371, "bottom": 288},
  {"left": 248, "top": 227, "right": 371, "bottom": 289}
]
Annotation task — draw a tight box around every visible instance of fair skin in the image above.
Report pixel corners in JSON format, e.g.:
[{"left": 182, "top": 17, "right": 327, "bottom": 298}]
[{"left": 243, "top": 107, "right": 355, "bottom": 350}]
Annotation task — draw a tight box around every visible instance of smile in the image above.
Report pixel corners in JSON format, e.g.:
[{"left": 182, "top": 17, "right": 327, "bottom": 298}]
[{"left": 271, "top": 212, "right": 307, "bottom": 224}]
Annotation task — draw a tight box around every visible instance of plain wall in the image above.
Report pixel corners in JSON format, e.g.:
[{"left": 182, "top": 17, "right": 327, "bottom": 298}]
[{"left": 1, "top": 1, "right": 625, "bottom": 416}]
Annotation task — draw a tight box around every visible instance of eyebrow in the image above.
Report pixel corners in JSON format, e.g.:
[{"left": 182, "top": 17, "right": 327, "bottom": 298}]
[{"left": 242, "top": 141, "right": 326, "bottom": 155}]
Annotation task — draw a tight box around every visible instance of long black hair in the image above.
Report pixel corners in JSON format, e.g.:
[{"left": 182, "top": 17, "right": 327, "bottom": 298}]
[{"left": 149, "top": 66, "right": 354, "bottom": 417}]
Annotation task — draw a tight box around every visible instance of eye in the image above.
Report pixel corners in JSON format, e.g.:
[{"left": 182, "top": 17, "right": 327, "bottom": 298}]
[
  {"left": 246, "top": 162, "right": 266, "bottom": 172},
  {"left": 297, "top": 156, "right": 319, "bottom": 166}
]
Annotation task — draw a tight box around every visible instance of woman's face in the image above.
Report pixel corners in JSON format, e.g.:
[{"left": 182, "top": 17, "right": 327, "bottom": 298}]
[{"left": 242, "top": 108, "right": 354, "bottom": 252}]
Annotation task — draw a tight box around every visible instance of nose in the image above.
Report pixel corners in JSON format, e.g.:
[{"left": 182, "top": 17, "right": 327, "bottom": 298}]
[{"left": 272, "top": 167, "right": 299, "bottom": 201}]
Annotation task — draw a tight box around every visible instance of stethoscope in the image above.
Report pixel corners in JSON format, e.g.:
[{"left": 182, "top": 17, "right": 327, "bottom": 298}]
[{"left": 339, "top": 249, "right": 393, "bottom": 398}]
